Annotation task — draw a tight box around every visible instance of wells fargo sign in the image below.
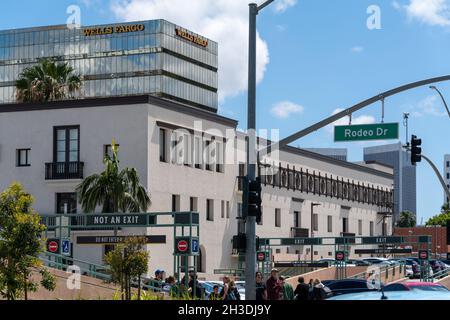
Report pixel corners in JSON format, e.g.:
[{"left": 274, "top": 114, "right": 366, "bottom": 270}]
[
  {"left": 175, "top": 28, "right": 208, "bottom": 47},
  {"left": 83, "top": 24, "right": 145, "bottom": 36}
]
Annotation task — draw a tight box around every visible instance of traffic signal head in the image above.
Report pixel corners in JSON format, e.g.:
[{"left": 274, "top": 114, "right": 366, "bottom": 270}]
[
  {"left": 410, "top": 135, "right": 422, "bottom": 165},
  {"left": 246, "top": 177, "right": 262, "bottom": 223}
]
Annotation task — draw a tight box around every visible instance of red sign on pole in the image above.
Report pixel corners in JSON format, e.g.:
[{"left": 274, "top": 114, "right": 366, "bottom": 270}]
[
  {"left": 47, "top": 240, "right": 59, "bottom": 253},
  {"left": 419, "top": 250, "right": 428, "bottom": 260},
  {"left": 257, "top": 252, "right": 266, "bottom": 262},
  {"left": 335, "top": 251, "right": 345, "bottom": 261},
  {"left": 177, "top": 240, "right": 188, "bottom": 253}
]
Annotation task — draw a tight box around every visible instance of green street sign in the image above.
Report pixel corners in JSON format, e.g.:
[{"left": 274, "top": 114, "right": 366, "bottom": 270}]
[{"left": 334, "top": 123, "right": 399, "bottom": 142}]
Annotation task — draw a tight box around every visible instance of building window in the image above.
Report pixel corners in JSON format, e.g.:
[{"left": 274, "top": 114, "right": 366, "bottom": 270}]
[
  {"left": 313, "top": 214, "right": 319, "bottom": 231},
  {"left": 226, "top": 201, "right": 230, "bottom": 219},
  {"left": 206, "top": 199, "right": 214, "bottom": 221},
  {"left": 56, "top": 193, "right": 77, "bottom": 214},
  {"left": 16, "top": 149, "right": 31, "bottom": 167},
  {"left": 104, "top": 144, "right": 119, "bottom": 159},
  {"left": 159, "top": 128, "right": 167, "bottom": 162},
  {"left": 190, "top": 197, "right": 198, "bottom": 212},
  {"left": 54, "top": 126, "right": 79, "bottom": 163},
  {"left": 194, "top": 136, "right": 202, "bottom": 169},
  {"left": 447, "top": 173, "right": 450, "bottom": 179},
  {"left": 294, "top": 211, "right": 301, "bottom": 228},
  {"left": 183, "top": 134, "right": 192, "bottom": 167},
  {"left": 204, "top": 140, "right": 212, "bottom": 171},
  {"left": 275, "top": 208, "right": 281, "bottom": 228},
  {"left": 216, "top": 141, "right": 224, "bottom": 173},
  {"left": 327, "top": 215, "right": 332, "bottom": 233},
  {"left": 342, "top": 217, "right": 349, "bottom": 233},
  {"left": 370, "top": 221, "right": 374, "bottom": 236},
  {"left": 358, "top": 220, "right": 362, "bottom": 235},
  {"left": 447, "top": 161, "right": 449, "bottom": 168},
  {"left": 172, "top": 194, "right": 180, "bottom": 212}
]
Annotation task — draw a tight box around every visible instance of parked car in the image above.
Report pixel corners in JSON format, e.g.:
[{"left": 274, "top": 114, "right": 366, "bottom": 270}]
[
  {"left": 328, "top": 290, "right": 450, "bottom": 300},
  {"left": 405, "top": 259, "right": 421, "bottom": 278},
  {"left": 429, "top": 260, "right": 445, "bottom": 273},
  {"left": 361, "top": 257, "right": 393, "bottom": 266},
  {"left": 318, "top": 258, "right": 336, "bottom": 267},
  {"left": 321, "top": 279, "right": 380, "bottom": 297},
  {"left": 347, "top": 259, "right": 371, "bottom": 266},
  {"left": 383, "top": 282, "right": 449, "bottom": 292}
]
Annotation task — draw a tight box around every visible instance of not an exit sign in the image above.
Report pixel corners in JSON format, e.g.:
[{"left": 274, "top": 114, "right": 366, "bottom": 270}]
[{"left": 334, "top": 123, "right": 399, "bottom": 142}]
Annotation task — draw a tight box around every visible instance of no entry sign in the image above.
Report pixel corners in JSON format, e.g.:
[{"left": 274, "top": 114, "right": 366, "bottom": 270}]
[
  {"left": 419, "top": 250, "right": 429, "bottom": 260},
  {"left": 178, "top": 240, "right": 188, "bottom": 252},
  {"left": 46, "top": 239, "right": 60, "bottom": 253},
  {"left": 335, "top": 251, "right": 346, "bottom": 262},
  {"left": 175, "top": 237, "right": 191, "bottom": 254}
]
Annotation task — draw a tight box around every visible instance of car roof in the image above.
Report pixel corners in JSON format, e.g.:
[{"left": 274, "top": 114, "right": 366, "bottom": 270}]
[
  {"left": 402, "top": 282, "right": 442, "bottom": 287},
  {"left": 328, "top": 290, "right": 450, "bottom": 300}
]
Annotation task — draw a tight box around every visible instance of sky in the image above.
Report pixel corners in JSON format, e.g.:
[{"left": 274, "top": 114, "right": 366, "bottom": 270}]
[{"left": 1, "top": 0, "right": 449, "bottom": 223}]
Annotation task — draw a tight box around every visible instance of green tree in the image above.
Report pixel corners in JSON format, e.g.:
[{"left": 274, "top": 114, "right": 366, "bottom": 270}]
[
  {"left": 425, "top": 203, "right": 450, "bottom": 226},
  {"left": 76, "top": 140, "right": 151, "bottom": 213},
  {"left": 15, "top": 58, "right": 82, "bottom": 103},
  {"left": 104, "top": 236, "right": 149, "bottom": 300},
  {"left": 0, "top": 182, "right": 56, "bottom": 300},
  {"left": 396, "top": 210, "right": 416, "bottom": 228}
]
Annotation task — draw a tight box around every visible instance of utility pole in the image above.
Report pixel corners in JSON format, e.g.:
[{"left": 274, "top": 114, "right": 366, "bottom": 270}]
[{"left": 245, "top": 0, "right": 274, "bottom": 301}]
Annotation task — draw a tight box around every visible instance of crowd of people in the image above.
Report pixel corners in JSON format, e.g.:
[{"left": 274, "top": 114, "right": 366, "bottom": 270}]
[
  {"left": 256, "top": 269, "right": 330, "bottom": 300},
  {"left": 144, "top": 268, "right": 328, "bottom": 300}
]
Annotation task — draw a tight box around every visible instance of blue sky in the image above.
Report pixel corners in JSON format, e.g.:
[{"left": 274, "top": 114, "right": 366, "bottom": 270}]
[{"left": 1, "top": 0, "right": 449, "bottom": 223}]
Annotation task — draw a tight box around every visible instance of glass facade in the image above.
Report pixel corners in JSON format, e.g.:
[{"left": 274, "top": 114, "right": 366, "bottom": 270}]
[{"left": 0, "top": 19, "right": 218, "bottom": 110}]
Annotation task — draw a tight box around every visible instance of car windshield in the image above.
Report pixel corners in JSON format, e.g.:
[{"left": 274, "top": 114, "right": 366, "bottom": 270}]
[{"left": 410, "top": 286, "right": 448, "bottom": 292}]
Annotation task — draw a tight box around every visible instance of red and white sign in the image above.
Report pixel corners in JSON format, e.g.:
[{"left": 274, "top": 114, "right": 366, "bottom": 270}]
[
  {"left": 257, "top": 252, "right": 266, "bottom": 262},
  {"left": 336, "top": 252, "right": 345, "bottom": 261},
  {"left": 48, "top": 241, "right": 59, "bottom": 253},
  {"left": 419, "top": 250, "right": 428, "bottom": 260},
  {"left": 177, "top": 240, "right": 188, "bottom": 253}
]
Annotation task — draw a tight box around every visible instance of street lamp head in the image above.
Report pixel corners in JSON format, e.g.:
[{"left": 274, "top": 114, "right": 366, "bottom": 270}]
[{"left": 429, "top": 85, "right": 437, "bottom": 90}]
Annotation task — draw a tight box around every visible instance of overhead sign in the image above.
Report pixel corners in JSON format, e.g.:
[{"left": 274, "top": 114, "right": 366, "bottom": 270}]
[
  {"left": 361, "top": 236, "right": 404, "bottom": 244},
  {"left": 61, "top": 238, "right": 71, "bottom": 256},
  {"left": 175, "top": 28, "right": 208, "bottom": 47},
  {"left": 76, "top": 235, "right": 166, "bottom": 245},
  {"left": 214, "top": 269, "right": 245, "bottom": 275},
  {"left": 86, "top": 214, "right": 148, "bottom": 227},
  {"left": 83, "top": 24, "right": 145, "bottom": 36},
  {"left": 274, "top": 262, "right": 329, "bottom": 268},
  {"left": 46, "top": 239, "right": 60, "bottom": 254},
  {"left": 281, "top": 238, "right": 322, "bottom": 246},
  {"left": 355, "top": 248, "right": 412, "bottom": 254},
  {"left": 334, "top": 123, "right": 399, "bottom": 142}
]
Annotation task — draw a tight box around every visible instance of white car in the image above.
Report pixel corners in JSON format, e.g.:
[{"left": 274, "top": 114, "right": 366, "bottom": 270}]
[{"left": 361, "top": 257, "right": 393, "bottom": 266}]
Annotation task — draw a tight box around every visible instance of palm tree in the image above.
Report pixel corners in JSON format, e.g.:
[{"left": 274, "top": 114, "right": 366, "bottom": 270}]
[
  {"left": 15, "top": 58, "right": 82, "bottom": 103},
  {"left": 76, "top": 141, "right": 151, "bottom": 213}
]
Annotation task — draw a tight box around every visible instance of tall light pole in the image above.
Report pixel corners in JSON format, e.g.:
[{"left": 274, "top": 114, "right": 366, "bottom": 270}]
[
  {"left": 310, "top": 202, "right": 320, "bottom": 261},
  {"left": 245, "top": 0, "right": 274, "bottom": 300},
  {"left": 429, "top": 86, "right": 450, "bottom": 118}
]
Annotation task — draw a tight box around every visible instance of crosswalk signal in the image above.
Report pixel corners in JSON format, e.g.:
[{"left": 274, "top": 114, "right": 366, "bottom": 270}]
[
  {"left": 410, "top": 135, "right": 422, "bottom": 165},
  {"left": 248, "top": 177, "right": 262, "bottom": 224}
]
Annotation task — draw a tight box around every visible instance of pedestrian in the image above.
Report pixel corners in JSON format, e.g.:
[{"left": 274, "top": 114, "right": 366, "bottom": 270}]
[
  {"left": 255, "top": 272, "right": 267, "bottom": 301},
  {"left": 312, "top": 278, "right": 328, "bottom": 300},
  {"left": 266, "top": 269, "right": 283, "bottom": 300},
  {"left": 209, "top": 285, "right": 221, "bottom": 300},
  {"left": 228, "top": 280, "right": 241, "bottom": 300},
  {"left": 220, "top": 276, "right": 232, "bottom": 300},
  {"left": 188, "top": 274, "right": 203, "bottom": 299},
  {"left": 279, "top": 276, "right": 294, "bottom": 300},
  {"left": 294, "top": 276, "right": 310, "bottom": 300},
  {"left": 308, "top": 278, "right": 314, "bottom": 299},
  {"left": 167, "top": 276, "right": 179, "bottom": 298}
]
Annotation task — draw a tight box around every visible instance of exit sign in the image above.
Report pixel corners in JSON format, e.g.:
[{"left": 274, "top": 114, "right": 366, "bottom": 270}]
[{"left": 334, "top": 123, "right": 399, "bottom": 142}]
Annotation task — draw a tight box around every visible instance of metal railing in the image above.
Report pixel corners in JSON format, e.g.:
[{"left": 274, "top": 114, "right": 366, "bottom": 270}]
[
  {"left": 431, "top": 267, "right": 450, "bottom": 281},
  {"left": 349, "top": 262, "right": 406, "bottom": 282},
  {"left": 45, "top": 161, "right": 84, "bottom": 180}
]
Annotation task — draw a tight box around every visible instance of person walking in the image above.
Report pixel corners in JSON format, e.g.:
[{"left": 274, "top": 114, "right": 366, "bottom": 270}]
[
  {"left": 266, "top": 269, "right": 283, "bottom": 300},
  {"left": 308, "top": 278, "right": 314, "bottom": 300},
  {"left": 312, "top": 278, "right": 328, "bottom": 300},
  {"left": 294, "top": 276, "right": 310, "bottom": 300},
  {"left": 209, "top": 285, "right": 221, "bottom": 300},
  {"left": 228, "top": 280, "right": 241, "bottom": 300},
  {"left": 167, "top": 276, "right": 179, "bottom": 298},
  {"left": 220, "top": 276, "right": 231, "bottom": 300},
  {"left": 280, "top": 276, "right": 294, "bottom": 300},
  {"left": 255, "top": 272, "right": 267, "bottom": 301}
]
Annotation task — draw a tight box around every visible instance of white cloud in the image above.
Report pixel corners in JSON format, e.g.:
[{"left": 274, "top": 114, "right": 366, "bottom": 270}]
[
  {"left": 411, "top": 95, "right": 448, "bottom": 117},
  {"left": 402, "top": 0, "right": 450, "bottom": 26},
  {"left": 271, "top": 101, "right": 304, "bottom": 119},
  {"left": 109, "top": 0, "right": 295, "bottom": 102},
  {"left": 350, "top": 46, "right": 364, "bottom": 53},
  {"left": 274, "top": 0, "right": 297, "bottom": 13},
  {"left": 326, "top": 108, "right": 376, "bottom": 132},
  {"left": 392, "top": 1, "right": 401, "bottom": 10}
]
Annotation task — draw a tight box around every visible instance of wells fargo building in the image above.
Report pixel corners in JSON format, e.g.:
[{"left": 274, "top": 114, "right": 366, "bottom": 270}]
[{"left": 0, "top": 20, "right": 218, "bottom": 111}]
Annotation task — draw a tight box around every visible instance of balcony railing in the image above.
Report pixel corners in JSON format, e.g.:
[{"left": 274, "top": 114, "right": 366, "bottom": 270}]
[
  {"left": 45, "top": 162, "right": 84, "bottom": 180},
  {"left": 291, "top": 227, "right": 309, "bottom": 238}
]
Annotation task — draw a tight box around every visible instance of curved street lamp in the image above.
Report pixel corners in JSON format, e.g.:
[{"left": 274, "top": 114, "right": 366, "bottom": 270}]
[{"left": 429, "top": 85, "right": 450, "bottom": 118}]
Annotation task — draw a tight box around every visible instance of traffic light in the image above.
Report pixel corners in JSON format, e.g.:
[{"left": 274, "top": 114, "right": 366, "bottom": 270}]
[
  {"left": 248, "top": 177, "right": 262, "bottom": 223},
  {"left": 410, "top": 135, "right": 422, "bottom": 165}
]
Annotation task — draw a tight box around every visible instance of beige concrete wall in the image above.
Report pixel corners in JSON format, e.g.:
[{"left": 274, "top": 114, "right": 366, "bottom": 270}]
[
  {"left": 437, "top": 275, "right": 450, "bottom": 290},
  {"left": 28, "top": 268, "right": 118, "bottom": 300}
]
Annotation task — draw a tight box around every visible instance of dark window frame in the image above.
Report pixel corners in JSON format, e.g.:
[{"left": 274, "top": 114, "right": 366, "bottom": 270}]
[
  {"left": 53, "top": 125, "right": 80, "bottom": 163},
  {"left": 104, "top": 144, "right": 119, "bottom": 159},
  {"left": 16, "top": 148, "right": 31, "bottom": 167},
  {"left": 159, "top": 128, "right": 167, "bottom": 162}
]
